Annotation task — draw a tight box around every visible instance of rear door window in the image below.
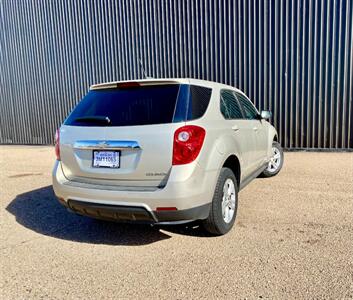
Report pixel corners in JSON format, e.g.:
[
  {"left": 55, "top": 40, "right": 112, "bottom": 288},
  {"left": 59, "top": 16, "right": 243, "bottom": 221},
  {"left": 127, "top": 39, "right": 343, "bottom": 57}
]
[
  {"left": 220, "top": 90, "right": 243, "bottom": 119},
  {"left": 236, "top": 93, "right": 259, "bottom": 120}
]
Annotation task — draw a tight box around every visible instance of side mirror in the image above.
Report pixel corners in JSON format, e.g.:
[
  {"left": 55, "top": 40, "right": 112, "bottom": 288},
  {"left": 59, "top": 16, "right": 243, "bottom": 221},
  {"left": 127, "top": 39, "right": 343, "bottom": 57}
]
[{"left": 260, "top": 110, "right": 272, "bottom": 120}]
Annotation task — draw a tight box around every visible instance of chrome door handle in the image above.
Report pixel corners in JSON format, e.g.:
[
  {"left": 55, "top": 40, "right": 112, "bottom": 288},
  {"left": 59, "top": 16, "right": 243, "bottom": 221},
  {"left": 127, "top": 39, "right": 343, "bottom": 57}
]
[
  {"left": 74, "top": 140, "right": 141, "bottom": 150},
  {"left": 253, "top": 127, "right": 258, "bottom": 131},
  {"left": 232, "top": 125, "right": 239, "bottom": 131}
]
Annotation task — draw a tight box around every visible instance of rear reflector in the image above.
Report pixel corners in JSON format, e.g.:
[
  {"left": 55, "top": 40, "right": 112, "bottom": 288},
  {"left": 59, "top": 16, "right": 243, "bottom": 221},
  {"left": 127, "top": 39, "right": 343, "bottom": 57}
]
[
  {"left": 56, "top": 197, "right": 67, "bottom": 207},
  {"left": 156, "top": 207, "right": 178, "bottom": 211}
]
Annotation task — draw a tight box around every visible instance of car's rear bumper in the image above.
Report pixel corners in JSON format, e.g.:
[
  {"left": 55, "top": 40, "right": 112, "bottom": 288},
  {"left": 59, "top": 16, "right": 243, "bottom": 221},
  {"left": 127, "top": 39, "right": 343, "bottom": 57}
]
[
  {"left": 52, "top": 160, "right": 217, "bottom": 223},
  {"left": 65, "top": 199, "right": 211, "bottom": 224}
]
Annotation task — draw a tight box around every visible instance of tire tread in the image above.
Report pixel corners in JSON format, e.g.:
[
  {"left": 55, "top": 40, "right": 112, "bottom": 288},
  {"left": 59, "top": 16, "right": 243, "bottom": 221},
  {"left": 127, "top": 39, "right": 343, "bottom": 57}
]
[{"left": 202, "top": 167, "right": 238, "bottom": 235}]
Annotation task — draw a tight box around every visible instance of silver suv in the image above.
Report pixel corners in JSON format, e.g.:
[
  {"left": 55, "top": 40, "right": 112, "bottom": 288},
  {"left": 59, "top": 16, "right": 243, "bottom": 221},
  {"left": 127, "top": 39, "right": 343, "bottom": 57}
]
[{"left": 53, "top": 79, "right": 283, "bottom": 235}]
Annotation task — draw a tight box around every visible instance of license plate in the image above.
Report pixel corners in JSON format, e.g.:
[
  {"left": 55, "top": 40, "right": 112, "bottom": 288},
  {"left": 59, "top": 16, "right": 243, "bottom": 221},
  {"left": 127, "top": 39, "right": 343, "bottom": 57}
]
[{"left": 93, "top": 150, "right": 120, "bottom": 168}]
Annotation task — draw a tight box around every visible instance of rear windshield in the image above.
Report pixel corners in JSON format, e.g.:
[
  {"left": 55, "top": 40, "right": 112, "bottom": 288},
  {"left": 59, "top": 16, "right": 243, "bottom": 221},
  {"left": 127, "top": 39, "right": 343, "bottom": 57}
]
[{"left": 64, "top": 84, "right": 212, "bottom": 127}]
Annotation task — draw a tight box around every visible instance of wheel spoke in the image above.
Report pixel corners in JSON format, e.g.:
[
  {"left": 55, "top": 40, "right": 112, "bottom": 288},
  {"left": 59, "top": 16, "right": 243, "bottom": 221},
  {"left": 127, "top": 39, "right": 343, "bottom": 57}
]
[
  {"left": 225, "top": 206, "right": 230, "bottom": 222},
  {"left": 222, "top": 178, "right": 236, "bottom": 223},
  {"left": 223, "top": 184, "right": 228, "bottom": 195},
  {"left": 229, "top": 201, "right": 235, "bottom": 210},
  {"left": 222, "top": 199, "right": 227, "bottom": 211},
  {"left": 229, "top": 195, "right": 236, "bottom": 209}
]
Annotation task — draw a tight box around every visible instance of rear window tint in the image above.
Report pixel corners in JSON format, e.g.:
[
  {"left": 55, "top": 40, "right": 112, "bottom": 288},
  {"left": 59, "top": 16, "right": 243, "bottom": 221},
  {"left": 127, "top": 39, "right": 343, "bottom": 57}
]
[
  {"left": 187, "top": 85, "right": 212, "bottom": 120},
  {"left": 236, "top": 93, "right": 258, "bottom": 120},
  {"left": 172, "top": 84, "right": 212, "bottom": 122},
  {"left": 220, "top": 90, "right": 243, "bottom": 119},
  {"left": 64, "top": 83, "right": 212, "bottom": 127},
  {"left": 64, "top": 85, "right": 180, "bottom": 127}
]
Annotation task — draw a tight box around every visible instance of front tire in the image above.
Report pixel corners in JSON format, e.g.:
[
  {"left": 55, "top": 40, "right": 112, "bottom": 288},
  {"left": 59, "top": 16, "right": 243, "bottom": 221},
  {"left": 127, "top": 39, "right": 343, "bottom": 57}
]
[
  {"left": 261, "top": 141, "right": 284, "bottom": 178},
  {"left": 202, "top": 168, "right": 238, "bottom": 235}
]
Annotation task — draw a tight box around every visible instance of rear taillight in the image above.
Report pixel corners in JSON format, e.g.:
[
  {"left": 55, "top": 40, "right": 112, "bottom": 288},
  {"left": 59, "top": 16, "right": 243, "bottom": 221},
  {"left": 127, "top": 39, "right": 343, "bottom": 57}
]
[
  {"left": 55, "top": 129, "right": 60, "bottom": 160},
  {"left": 172, "top": 125, "right": 206, "bottom": 165}
]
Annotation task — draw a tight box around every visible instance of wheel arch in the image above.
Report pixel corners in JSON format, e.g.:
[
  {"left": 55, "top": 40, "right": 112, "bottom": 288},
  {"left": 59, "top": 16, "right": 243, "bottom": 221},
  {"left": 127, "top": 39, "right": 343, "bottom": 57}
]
[
  {"left": 269, "top": 126, "right": 278, "bottom": 143},
  {"left": 222, "top": 154, "right": 241, "bottom": 188},
  {"left": 267, "top": 125, "right": 279, "bottom": 157}
]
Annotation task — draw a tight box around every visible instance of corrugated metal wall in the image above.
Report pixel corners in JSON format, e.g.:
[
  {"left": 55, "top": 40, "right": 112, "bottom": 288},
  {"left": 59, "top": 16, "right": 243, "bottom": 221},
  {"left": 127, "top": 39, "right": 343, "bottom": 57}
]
[{"left": 1, "top": 0, "right": 352, "bottom": 148}]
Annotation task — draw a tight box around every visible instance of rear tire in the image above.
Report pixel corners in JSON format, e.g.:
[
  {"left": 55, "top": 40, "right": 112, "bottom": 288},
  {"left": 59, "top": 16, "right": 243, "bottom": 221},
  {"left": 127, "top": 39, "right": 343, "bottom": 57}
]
[
  {"left": 202, "top": 168, "right": 238, "bottom": 235},
  {"left": 261, "top": 141, "right": 284, "bottom": 178}
]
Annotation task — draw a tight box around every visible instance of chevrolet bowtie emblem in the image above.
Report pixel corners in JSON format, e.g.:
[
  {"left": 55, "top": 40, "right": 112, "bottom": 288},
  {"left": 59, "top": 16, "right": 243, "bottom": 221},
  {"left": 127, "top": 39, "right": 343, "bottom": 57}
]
[{"left": 97, "top": 141, "right": 109, "bottom": 148}]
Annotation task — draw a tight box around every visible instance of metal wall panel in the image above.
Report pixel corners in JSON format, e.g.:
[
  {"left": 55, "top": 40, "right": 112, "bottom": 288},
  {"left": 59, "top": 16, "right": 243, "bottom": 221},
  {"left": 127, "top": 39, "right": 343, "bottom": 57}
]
[{"left": 0, "top": 0, "right": 352, "bottom": 148}]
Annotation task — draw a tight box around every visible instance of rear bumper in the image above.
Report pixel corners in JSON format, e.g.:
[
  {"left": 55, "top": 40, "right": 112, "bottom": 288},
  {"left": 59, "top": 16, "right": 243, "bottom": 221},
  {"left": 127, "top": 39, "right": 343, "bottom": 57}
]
[
  {"left": 66, "top": 199, "right": 210, "bottom": 224},
  {"left": 52, "top": 160, "right": 217, "bottom": 223}
]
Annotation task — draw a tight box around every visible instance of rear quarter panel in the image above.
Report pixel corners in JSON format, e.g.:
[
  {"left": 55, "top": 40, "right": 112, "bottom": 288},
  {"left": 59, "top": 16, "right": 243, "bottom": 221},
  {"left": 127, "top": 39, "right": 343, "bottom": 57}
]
[{"left": 186, "top": 87, "right": 245, "bottom": 185}]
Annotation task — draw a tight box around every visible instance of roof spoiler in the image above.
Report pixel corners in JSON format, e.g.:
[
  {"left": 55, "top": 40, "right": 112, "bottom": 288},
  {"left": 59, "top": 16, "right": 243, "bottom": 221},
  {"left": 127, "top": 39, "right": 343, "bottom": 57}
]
[{"left": 90, "top": 80, "right": 180, "bottom": 90}]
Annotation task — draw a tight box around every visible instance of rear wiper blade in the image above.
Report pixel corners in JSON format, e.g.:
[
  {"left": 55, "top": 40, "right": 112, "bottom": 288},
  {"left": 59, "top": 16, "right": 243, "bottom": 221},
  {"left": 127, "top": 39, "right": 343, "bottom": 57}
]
[{"left": 74, "top": 116, "right": 111, "bottom": 125}]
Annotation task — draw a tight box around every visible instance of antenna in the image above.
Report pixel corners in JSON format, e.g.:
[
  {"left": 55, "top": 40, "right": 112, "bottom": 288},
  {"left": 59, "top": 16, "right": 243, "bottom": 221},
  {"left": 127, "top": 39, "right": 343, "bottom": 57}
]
[
  {"left": 139, "top": 58, "right": 147, "bottom": 79},
  {"left": 138, "top": 58, "right": 152, "bottom": 79}
]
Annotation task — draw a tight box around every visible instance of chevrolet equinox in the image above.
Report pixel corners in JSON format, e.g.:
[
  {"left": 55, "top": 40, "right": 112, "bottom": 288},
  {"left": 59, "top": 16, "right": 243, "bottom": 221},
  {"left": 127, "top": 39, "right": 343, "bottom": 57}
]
[{"left": 53, "top": 79, "right": 283, "bottom": 235}]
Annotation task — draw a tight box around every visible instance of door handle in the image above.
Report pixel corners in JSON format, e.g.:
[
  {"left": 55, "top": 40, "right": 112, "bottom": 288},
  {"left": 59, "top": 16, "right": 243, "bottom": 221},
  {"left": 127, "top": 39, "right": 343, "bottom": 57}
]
[
  {"left": 253, "top": 127, "right": 258, "bottom": 132},
  {"left": 232, "top": 125, "right": 239, "bottom": 131}
]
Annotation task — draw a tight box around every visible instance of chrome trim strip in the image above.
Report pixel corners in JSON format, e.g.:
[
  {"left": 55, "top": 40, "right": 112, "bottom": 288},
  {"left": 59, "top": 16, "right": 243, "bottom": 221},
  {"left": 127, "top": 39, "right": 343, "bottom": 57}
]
[{"left": 73, "top": 140, "right": 141, "bottom": 150}]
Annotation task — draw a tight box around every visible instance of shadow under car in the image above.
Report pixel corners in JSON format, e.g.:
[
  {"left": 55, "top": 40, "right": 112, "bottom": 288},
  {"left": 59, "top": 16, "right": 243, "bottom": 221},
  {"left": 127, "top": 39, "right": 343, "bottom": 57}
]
[{"left": 6, "top": 185, "right": 212, "bottom": 246}]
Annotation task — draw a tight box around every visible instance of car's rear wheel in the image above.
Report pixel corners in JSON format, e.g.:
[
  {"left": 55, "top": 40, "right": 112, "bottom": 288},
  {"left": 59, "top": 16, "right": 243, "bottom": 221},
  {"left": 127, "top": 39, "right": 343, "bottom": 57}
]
[
  {"left": 261, "top": 141, "right": 284, "bottom": 177},
  {"left": 202, "top": 167, "right": 238, "bottom": 235}
]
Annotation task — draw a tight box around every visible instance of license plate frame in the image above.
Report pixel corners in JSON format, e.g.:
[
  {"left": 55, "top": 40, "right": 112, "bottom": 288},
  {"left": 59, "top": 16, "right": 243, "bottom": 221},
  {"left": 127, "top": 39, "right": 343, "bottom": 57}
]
[{"left": 92, "top": 150, "right": 120, "bottom": 169}]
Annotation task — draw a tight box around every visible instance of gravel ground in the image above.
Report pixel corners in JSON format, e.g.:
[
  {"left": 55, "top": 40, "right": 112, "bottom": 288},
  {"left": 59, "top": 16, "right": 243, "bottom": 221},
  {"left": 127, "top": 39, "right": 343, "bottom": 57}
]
[{"left": 0, "top": 146, "right": 352, "bottom": 299}]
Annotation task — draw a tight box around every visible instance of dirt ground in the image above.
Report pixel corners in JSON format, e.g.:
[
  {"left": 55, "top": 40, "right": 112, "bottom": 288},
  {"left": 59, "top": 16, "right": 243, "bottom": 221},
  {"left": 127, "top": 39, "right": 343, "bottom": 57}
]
[{"left": 0, "top": 146, "right": 352, "bottom": 299}]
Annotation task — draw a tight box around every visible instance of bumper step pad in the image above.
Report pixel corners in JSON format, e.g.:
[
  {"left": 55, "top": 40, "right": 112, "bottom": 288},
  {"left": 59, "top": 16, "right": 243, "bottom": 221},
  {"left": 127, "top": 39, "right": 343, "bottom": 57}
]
[{"left": 68, "top": 200, "right": 155, "bottom": 223}]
